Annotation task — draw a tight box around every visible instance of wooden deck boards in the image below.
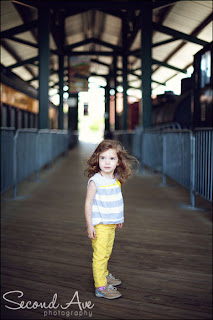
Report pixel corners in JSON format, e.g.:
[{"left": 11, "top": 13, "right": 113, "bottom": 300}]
[{"left": 1, "top": 142, "right": 212, "bottom": 320}]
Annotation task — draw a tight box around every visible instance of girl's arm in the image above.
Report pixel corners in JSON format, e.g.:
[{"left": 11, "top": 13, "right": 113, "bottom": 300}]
[{"left": 85, "top": 181, "right": 97, "bottom": 239}]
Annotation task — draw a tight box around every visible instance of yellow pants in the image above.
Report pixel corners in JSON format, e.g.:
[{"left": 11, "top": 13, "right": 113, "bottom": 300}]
[{"left": 91, "top": 223, "right": 116, "bottom": 288}]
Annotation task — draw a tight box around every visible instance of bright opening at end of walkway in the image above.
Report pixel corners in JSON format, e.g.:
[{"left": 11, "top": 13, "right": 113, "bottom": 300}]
[{"left": 78, "top": 77, "right": 105, "bottom": 144}]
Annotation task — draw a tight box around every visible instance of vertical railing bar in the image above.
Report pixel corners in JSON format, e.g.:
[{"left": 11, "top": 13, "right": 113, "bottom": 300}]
[
  {"left": 181, "top": 132, "right": 184, "bottom": 186},
  {"left": 200, "top": 132, "right": 203, "bottom": 195},
  {"left": 204, "top": 131, "right": 208, "bottom": 200},
  {"left": 180, "top": 132, "right": 183, "bottom": 186},
  {"left": 199, "top": 131, "right": 201, "bottom": 195},
  {"left": 202, "top": 131, "right": 205, "bottom": 197},
  {"left": 196, "top": 131, "right": 198, "bottom": 194},
  {"left": 162, "top": 133, "right": 166, "bottom": 185},
  {"left": 178, "top": 133, "right": 181, "bottom": 184},
  {"left": 190, "top": 131, "right": 195, "bottom": 207},
  {"left": 210, "top": 131, "right": 213, "bottom": 201},
  {"left": 204, "top": 131, "right": 207, "bottom": 198},
  {"left": 207, "top": 130, "right": 210, "bottom": 201},
  {"left": 35, "top": 131, "right": 39, "bottom": 181},
  {"left": 13, "top": 131, "right": 18, "bottom": 199}
]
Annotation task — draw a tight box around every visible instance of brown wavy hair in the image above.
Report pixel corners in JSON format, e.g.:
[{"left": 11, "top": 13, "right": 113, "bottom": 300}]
[{"left": 85, "top": 139, "right": 138, "bottom": 184}]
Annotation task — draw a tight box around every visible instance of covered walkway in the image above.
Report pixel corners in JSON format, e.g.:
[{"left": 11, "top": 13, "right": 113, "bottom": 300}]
[{"left": 1, "top": 143, "right": 212, "bottom": 320}]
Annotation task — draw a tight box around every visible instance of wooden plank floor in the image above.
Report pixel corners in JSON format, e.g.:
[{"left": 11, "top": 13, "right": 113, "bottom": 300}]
[{"left": 1, "top": 142, "right": 212, "bottom": 320}]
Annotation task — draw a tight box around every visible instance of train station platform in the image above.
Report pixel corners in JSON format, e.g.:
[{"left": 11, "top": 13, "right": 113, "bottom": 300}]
[{"left": 1, "top": 142, "right": 212, "bottom": 320}]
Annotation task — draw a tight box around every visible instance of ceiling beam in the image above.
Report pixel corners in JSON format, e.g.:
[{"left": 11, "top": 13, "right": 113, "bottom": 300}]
[
  {"left": 11, "top": 1, "right": 41, "bottom": 78},
  {"left": 152, "top": 37, "right": 179, "bottom": 48},
  {"left": 5, "top": 36, "right": 38, "bottom": 48},
  {"left": 97, "top": 9, "right": 125, "bottom": 19},
  {"left": 192, "top": 12, "right": 213, "bottom": 37},
  {"left": 91, "top": 59, "right": 110, "bottom": 68},
  {"left": 1, "top": 40, "right": 36, "bottom": 78},
  {"left": 49, "top": 11, "right": 64, "bottom": 53},
  {"left": 64, "top": 38, "right": 122, "bottom": 53},
  {"left": 1, "top": 63, "right": 38, "bottom": 98},
  {"left": 128, "top": 2, "right": 175, "bottom": 70},
  {"left": 4, "top": 35, "right": 57, "bottom": 54},
  {"left": 0, "top": 20, "right": 38, "bottom": 38},
  {"left": 65, "top": 38, "right": 94, "bottom": 51},
  {"left": 91, "top": 62, "right": 166, "bottom": 86},
  {"left": 152, "top": 59, "right": 187, "bottom": 74},
  {"left": 12, "top": 0, "right": 155, "bottom": 10},
  {"left": 27, "top": 69, "right": 59, "bottom": 83},
  {"left": 7, "top": 47, "right": 59, "bottom": 70},
  {"left": 65, "top": 51, "right": 118, "bottom": 56},
  {"left": 152, "top": 12, "right": 213, "bottom": 79},
  {"left": 92, "top": 38, "right": 122, "bottom": 52},
  {"left": 125, "top": 11, "right": 141, "bottom": 53},
  {"left": 7, "top": 56, "right": 39, "bottom": 69},
  {"left": 153, "top": 22, "right": 209, "bottom": 47},
  {"left": 152, "top": 1, "right": 180, "bottom": 10}
]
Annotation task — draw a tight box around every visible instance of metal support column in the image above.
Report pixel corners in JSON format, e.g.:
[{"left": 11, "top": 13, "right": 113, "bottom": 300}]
[
  {"left": 193, "top": 53, "right": 200, "bottom": 128},
  {"left": 68, "top": 93, "right": 78, "bottom": 131},
  {"left": 122, "top": 18, "right": 128, "bottom": 130},
  {"left": 58, "top": 54, "right": 64, "bottom": 129},
  {"left": 141, "top": 3, "right": 152, "bottom": 128},
  {"left": 38, "top": 6, "right": 50, "bottom": 129},
  {"left": 113, "top": 55, "right": 118, "bottom": 130},
  {"left": 58, "top": 15, "right": 65, "bottom": 129},
  {"left": 105, "top": 79, "right": 110, "bottom": 132}
]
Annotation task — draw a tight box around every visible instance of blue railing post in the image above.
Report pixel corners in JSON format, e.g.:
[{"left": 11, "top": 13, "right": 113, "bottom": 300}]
[
  {"left": 13, "top": 131, "right": 18, "bottom": 199},
  {"left": 35, "top": 131, "right": 40, "bottom": 181},
  {"left": 161, "top": 132, "right": 167, "bottom": 186},
  {"left": 190, "top": 131, "right": 196, "bottom": 208}
]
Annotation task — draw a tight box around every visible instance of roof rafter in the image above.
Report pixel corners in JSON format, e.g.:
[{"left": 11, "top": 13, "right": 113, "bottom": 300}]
[
  {"left": 97, "top": 9, "right": 125, "bottom": 19},
  {"left": 65, "top": 51, "right": 116, "bottom": 56},
  {"left": 1, "top": 38, "right": 37, "bottom": 78},
  {"left": 152, "top": 12, "right": 213, "bottom": 78},
  {"left": 152, "top": 0, "right": 180, "bottom": 10},
  {"left": 91, "top": 59, "right": 110, "bottom": 68},
  {"left": 152, "top": 59, "right": 187, "bottom": 74},
  {"left": 153, "top": 22, "right": 208, "bottom": 47},
  {"left": 125, "top": 11, "right": 141, "bottom": 53},
  {"left": 11, "top": 1, "right": 40, "bottom": 78},
  {"left": 49, "top": 10, "right": 64, "bottom": 53},
  {"left": 5, "top": 36, "right": 38, "bottom": 48},
  {"left": 0, "top": 20, "right": 38, "bottom": 38},
  {"left": 64, "top": 37, "right": 122, "bottom": 53},
  {"left": 152, "top": 37, "right": 179, "bottom": 48},
  {"left": 11, "top": 0, "right": 152, "bottom": 10},
  {"left": 7, "top": 56, "right": 39, "bottom": 69}
]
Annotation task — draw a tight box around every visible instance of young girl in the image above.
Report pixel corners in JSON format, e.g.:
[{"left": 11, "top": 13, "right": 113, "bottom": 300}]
[{"left": 84, "top": 139, "right": 137, "bottom": 299}]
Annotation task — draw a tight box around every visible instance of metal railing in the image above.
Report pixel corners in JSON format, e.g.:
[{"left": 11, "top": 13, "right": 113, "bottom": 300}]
[
  {"left": 132, "top": 126, "right": 143, "bottom": 160},
  {"left": 195, "top": 128, "right": 213, "bottom": 202},
  {"left": 131, "top": 125, "right": 213, "bottom": 206},
  {"left": 1, "top": 127, "right": 15, "bottom": 194},
  {"left": 114, "top": 130, "right": 135, "bottom": 154},
  {"left": 164, "top": 130, "right": 191, "bottom": 189},
  {"left": 36, "top": 130, "right": 53, "bottom": 171},
  {"left": 15, "top": 129, "right": 37, "bottom": 185},
  {"left": 1, "top": 128, "right": 69, "bottom": 198},
  {"left": 142, "top": 131, "right": 163, "bottom": 171}
]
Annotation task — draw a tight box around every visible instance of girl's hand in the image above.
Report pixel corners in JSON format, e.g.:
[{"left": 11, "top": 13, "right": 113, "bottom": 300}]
[
  {"left": 87, "top": 225, "right": 96, "bottom": 239},
  {"left": 116, "top": 223, "right": 123, "bottom": 229}
]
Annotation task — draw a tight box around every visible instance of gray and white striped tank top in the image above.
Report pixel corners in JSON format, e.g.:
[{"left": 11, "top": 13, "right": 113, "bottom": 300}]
[{"left": 87, "top": 173, "right": 124, "bottom": 226}]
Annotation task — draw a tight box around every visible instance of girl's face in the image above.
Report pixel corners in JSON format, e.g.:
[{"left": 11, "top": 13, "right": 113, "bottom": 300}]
[{"left": 99, "top": 148, "right": 119, "bottom": 176}]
